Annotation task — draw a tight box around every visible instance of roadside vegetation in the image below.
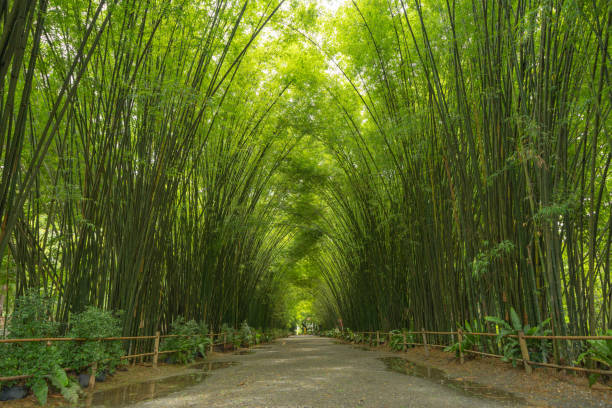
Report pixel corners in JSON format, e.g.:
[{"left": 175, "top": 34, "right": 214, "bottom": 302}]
[{"left": 0, "top": 0, "right": 609, "bottom": 403}]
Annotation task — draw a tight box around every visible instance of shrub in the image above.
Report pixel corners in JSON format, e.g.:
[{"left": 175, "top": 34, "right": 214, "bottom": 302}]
[
  {"left": 322, "top": 328, "right": 341, "bottom": 338},
  {"left": 238, "top": 321, "right": 254, "bottom": 347},
  {"left": 160, "top": 317, "right": 210, "bottom": 364},
  {"left": 253, "top": 329, "right": 262, "bottom": 344},
  {"left": 220, "top": 323, "right": 235, "bottom": 347},
  {"left": 0, "top": 289, "right": 79, "bottom": 405},
  {"left": 389, "top": 330, "right": 414, "bottom": 351},
  {"left": 485, "top": 307, "right": 552, "bottom": 367},
  {"left": 574, "top": 330, "right": 612, "bottom": 386},
  {"left": 62, "top": 306, "right": 124, "bottom": 375},
  {"left": 444, "top": 321, "right": 482, "bottom": 358}
]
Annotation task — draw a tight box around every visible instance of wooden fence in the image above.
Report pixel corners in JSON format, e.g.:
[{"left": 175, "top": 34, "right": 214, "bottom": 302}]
[
  {"left": 346, "top": 329, "right": 612, "bottom": 376},
  {"left": 0, "top": 331, "right": 254, "bottom": 390}
]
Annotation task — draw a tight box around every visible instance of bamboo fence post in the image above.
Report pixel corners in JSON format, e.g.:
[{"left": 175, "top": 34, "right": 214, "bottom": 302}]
[
  {"left": 388, "top": 331, "right": 392, "bottom": 346},
  {"left": 518, "top": 331, "right": 532, "bottom": 374},
  {"left": 422, "top": 329, "right": 429, "bottom": 356},
  {"left": 153, "top": 331, "right": 160, "bottom": 368},
  {"left": 209, "top": 333, "right": 214, "bottom": 353},
  {"left": 376, "top": 331, "right": 380, "bottom": 346},
  {"left": 402, "top": 332, "right": 407, "bottom": 352},
  {"left": 457, "top": 328, "right": 464, "bottom": 364},
  {"left": 223, "top": 333, "right": 227, "bottom": 350},
  {"left": 88, "top": 362, "right": 97, "bottom": 391}
]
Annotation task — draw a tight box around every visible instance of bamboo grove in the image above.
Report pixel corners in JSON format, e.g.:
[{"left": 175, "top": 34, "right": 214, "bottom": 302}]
[
  {"left": 0, "top": 0, "right": 610, "bottom": 364},
  {"left": 314, "top": 0, "right": 610, "bottom": 362},
  {"left": 0, "top": 0, "right": 301, "bottom": 337}
]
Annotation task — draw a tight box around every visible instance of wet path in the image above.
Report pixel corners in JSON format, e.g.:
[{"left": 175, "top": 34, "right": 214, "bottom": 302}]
[{"left": 125, "top": 335, "right": 522, "bottom": 408}]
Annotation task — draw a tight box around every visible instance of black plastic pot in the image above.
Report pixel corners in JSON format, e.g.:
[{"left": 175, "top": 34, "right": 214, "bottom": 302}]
[
  {"left": 0, "top": 385, "right": 28, "bottom": 401},
  {"left": 78, "top": 373, "right": 90, "bottom": 388},
  {"left": 95, "top": 371, "right": 107, "bottom": 382}
]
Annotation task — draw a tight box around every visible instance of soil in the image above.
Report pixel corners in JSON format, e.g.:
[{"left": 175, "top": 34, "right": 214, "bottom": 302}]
[
  {"left": 363, "top": 341, "right": 612, "bottom": 408},
  {"left": 125, "top": 335, "right": 522, "bottom": 407}
]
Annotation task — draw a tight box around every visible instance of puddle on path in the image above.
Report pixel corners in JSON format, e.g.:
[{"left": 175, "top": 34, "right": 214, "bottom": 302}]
[
  {"left": 380, "top": 357, "right": 525, "bottom": 406},
  {"left": 81, "top": 361, "right": 238, "bottom": 407},
  {"left": 190, "top": 361, "right": 238, "bottom": 370}
]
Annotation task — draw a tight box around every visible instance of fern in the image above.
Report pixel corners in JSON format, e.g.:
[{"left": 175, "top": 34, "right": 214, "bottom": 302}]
[
  {"left": 485, "top": 308, "right": 552, "bottom": 366},
  {"left": 31, "top": 380, "right": 48, "bottom": 406},
  {"left": 574, "top": 330, "right": 612, "bottom": 386}
]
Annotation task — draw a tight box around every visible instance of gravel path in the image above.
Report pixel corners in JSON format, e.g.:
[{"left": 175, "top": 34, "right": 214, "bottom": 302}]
[{"left": 131, "top": 335, "right": 521, "bottom": 408}]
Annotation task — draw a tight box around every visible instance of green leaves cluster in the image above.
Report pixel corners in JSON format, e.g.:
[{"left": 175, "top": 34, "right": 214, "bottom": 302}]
[
  {"left": 61, "top": 307, "right": 125, "bottom": 374},
  {"left": 574, "top": 330, "right": 612, "bottom": 386},
  {"left": 471, "top": 241, "right": 516, "bottom": 279},
  {"left": 485, "top": 308, "right": 552, "bottom": 367},
  {"left": 160, "top": 317, "right": 211, "bottom": 364},
  {"left": 0, "top": 290, "right": 80, "bottom": 405},
  {"left": 389, "top": 330, "right": 415, "bottom": 351},
  {"left": 444, "top": 321, "right": 482, "bottom": 357}
]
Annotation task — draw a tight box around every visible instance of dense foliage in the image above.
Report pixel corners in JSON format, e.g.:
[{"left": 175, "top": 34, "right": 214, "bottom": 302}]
[
  {"left": 0, "top": 0, "right": 609, "bottom": 387},
  {"left": 160, "top": 317, "right": 211, "bottom": 364},
  {"left": 62, "top": 307, "right": 125, "bottom": 374},
  {"left": 0, "top": 0, "right": 298, "bottom": 343},
  {"left": 311, "top": 0, "right": 610, "bottom": 369},
  {"left": 0, "top": 291, "right": 80, "bottom": 405}
]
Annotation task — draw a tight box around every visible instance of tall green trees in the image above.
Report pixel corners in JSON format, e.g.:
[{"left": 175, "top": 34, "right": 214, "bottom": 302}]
[
  {"left": 0, "top": 0, "right": 608, "bottom": 360},
  {"left": 315, "top": 0, "right": 610, "bottom": 361},
  {"left": 2, "top": 0, "right": 298, "bottom": 337}
]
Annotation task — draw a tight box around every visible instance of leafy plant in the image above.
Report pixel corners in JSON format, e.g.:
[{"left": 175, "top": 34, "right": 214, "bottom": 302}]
[
  {"left": 62, "top": 306, "right": 125, "bottom": 374},
  {"left": 444, "top": 321, "right": 482, "bottom": 357},
  {"left": 238, "top": 321, "right": 254, "bottom": 347},
  {"left": 323, "top": 328, "right": 342, "bottom": 338},
  {"left": 160, "top": 317, "right": 210, "bottom": 364},
  {"left": 485, "top": 307, "right": 551, "bottom": 367},
  {"left": 220, "top": 323, "right": 236, "bottom": 348},
  {"left": 574, "top": 330, "right": 612, "bottom": 386},
  {"left": 389, "top": 330, "right": 414, "bottom": 351},
  {"left": 47, "top": 366, "right": 80, "bottom": 405},
  {"left": 0, "top": 290, "right": 80, "bottom": 405},
  {"left": 254, "top": 330, "right": 262, "bottom": 344}
]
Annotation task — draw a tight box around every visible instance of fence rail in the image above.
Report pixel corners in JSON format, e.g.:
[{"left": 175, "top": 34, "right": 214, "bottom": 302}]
[{"left": 344, "top": 329, "right": 612, "bottom": 376}]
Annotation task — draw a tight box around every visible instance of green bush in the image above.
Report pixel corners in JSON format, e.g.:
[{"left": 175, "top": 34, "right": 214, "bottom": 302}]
[
  {"left": 322, "top": 328, "right": 341, "bottom": 338},
  {"left": 574, "top": 330, "right": 612, "bottom": 386},
  {"left": 342, "top": 329, "right": 354, "bottom": 342},
  {"left": 61, "top": 306, "right": 124, "bottom": 375},
  {"left": 444, "top": 321, "right": 482, "bottom": 358},
  {"left": 220, "top": 323, "right": 236, "bottom": 347},
  {"left": 238, "top": 321, "right": 254, "bottom": 347},
  {"left": 0, "top": 289, "right": 79, "bottom": 406},
  {"left": 254, "top": 329, "right": 263, "bottom": 344},
  {"left": 389, "top": 330, "right": 414, "bottom": 351},
  {"left": 485, "top": 307, "right": 552, "bottom": 367},
  {"left": 160, "top": 317, "right": 210, "bottom": 364}
]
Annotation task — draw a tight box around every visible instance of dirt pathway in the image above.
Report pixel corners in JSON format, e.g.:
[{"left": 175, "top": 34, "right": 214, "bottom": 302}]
[{"left": 127, "top": 335, "right": 521, "bottom": 408}]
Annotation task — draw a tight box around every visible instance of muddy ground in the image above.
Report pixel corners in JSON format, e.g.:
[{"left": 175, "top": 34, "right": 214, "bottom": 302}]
[
  {"left": 363, "top": 341, "right": 611, "bottom": 408},
  {"left": 127, "top": 336, "right": 521, "bottom": 408}
]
